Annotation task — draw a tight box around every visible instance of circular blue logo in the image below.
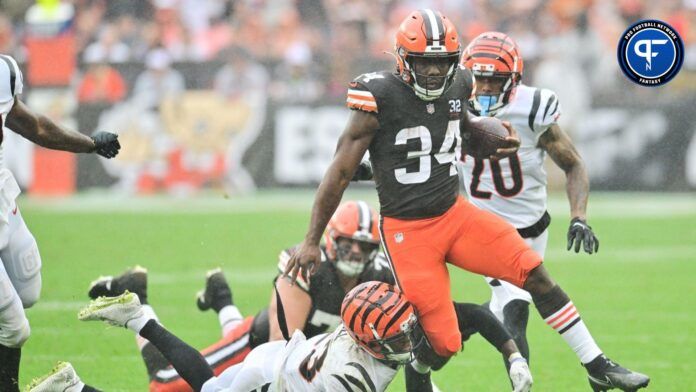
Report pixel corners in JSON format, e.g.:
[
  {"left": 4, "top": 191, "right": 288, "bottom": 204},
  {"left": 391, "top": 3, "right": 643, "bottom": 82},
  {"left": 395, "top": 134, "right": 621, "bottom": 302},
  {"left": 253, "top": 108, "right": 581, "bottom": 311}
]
[{"left": 617, "top": 20, "right": 684, "bottom": 86}]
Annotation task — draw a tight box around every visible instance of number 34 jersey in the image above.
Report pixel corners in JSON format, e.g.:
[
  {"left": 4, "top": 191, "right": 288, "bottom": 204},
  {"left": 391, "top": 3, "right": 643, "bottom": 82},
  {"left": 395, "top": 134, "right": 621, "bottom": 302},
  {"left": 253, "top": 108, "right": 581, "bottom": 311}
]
[
  {"left": 347, "top": 67, "right": 472, "bottom": 219},
  {"left": 460, "top": 84, "right": 562, "bottom": 228},
  {"left": 276, "top": 327, "right": 397, "bottom": 392}
]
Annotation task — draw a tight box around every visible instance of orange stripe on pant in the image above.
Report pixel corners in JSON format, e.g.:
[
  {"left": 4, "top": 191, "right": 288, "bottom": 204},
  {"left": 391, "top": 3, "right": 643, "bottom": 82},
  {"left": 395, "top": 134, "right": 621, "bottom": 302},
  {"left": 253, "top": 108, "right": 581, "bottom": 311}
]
[
  {"left": 149, "top": 317, "right": 254, "bottom": 392},
  {"left": 380, "top": 196, "right": 541, "bottom": 357}
]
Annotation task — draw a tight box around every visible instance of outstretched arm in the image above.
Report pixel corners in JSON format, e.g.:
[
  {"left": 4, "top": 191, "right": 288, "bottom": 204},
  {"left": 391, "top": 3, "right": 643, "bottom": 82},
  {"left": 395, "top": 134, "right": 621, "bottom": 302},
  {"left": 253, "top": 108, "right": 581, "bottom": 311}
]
[
  {"left": 284, "top": 110, "right": 378, "bottom": 282},
  {"left": 539, "top": 124, "right": 598, "bottom": 253},
  {"left": 6, "top": 98, "right": 120, "bottom": 157}
]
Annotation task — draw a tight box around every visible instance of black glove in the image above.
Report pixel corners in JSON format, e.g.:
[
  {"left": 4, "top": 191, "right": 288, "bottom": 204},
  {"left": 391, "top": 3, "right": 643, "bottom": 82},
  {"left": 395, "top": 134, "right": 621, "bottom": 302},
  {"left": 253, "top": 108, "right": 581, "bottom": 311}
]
[
  {"left": 351, "top": 160, "right": 374, "bottom": 181},
  {"left": 91, "top": 131, "right": 121, "bottom": 159},
  {"left": 567, "top": 217, "right": 599, "bottom": 254}
]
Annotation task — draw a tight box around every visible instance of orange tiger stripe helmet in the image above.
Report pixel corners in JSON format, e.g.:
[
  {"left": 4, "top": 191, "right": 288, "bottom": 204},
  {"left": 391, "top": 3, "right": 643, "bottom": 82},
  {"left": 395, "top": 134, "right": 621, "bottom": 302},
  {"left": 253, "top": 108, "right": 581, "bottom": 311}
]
[
  {"left": 324, "top": 201, "right": 380, "bottom": 277},
  {"left": 394, "top": 9, "right": 461, "bottom": 101},
  {"left": 461, "top": 31, "right": 524, "bottom": 116},
  {"left": 341, "top": 281, "right": 421, "bottom": 364}
]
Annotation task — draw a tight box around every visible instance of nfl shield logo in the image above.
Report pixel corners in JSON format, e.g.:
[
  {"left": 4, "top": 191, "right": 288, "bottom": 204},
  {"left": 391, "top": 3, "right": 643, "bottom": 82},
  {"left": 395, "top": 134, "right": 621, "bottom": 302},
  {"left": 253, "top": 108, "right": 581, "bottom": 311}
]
[
  {"left": 394, "top": 232, "right": 404, "bottom": 243},
  {"left": 426, "top": 103, "right": 435, "bottom": 114}
]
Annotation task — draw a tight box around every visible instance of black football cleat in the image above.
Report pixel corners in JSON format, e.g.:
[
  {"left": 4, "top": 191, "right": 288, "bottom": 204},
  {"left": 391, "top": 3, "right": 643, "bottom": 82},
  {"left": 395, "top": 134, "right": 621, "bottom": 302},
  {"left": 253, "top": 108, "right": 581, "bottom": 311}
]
[
  {"left": 88, "top": 265, "right": 148, "bottom": 304},
  {"left": 196, "top": 268, "right": 233, "bottom": 313},
  {"left": 585, "top": 355, "right": 649, "bottom": 391}
]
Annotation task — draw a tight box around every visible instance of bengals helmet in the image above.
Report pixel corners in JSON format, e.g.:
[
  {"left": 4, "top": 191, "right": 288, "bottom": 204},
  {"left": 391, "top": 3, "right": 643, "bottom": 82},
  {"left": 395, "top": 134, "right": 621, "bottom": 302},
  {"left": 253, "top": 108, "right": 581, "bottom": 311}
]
[
  {"left": 324, "top": 201, "right": 380, "bottom": 277},
  {"left": 461, "top": 32, "right": 524, "bottom": 116},
  {"left": 395, "top": 9, "right": 461, "bottom": 101},
  {"left": 341, "top": 281, "right": 421, "bottom": 364}
]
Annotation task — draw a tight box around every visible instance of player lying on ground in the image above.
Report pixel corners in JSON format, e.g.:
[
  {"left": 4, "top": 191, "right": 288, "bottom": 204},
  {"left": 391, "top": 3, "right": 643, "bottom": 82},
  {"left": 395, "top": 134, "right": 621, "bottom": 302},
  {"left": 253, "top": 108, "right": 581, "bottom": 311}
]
[
  {"left": 0, "top": 54, "right": 120, "bottom": 392},
  {"left": 28, "top": 282, "right": 534, "bottom": 392},
  {"left": 285, "top": 9, "right": 648, "bottom": 391},
  {"left": 85, "top": 263, "right": 530, "bottom": 391},
  {"left": 87, "top": 201, "right": 397, "bottom": 391}
]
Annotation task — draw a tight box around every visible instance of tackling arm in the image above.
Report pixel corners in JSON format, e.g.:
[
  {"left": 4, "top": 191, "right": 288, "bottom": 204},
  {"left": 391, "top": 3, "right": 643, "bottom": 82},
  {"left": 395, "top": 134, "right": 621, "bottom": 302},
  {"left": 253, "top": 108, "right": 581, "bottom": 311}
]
[{"left": 538, "top": 124, "right": 588, "bottom": 220}]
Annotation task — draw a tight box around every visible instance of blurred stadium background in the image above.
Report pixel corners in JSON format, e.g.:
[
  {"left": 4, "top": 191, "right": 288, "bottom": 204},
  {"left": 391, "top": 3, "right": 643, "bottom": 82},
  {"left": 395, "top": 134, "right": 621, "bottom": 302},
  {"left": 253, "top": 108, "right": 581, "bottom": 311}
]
[{"left": 1, "top": 0, "right": 695, "bottom": 390}]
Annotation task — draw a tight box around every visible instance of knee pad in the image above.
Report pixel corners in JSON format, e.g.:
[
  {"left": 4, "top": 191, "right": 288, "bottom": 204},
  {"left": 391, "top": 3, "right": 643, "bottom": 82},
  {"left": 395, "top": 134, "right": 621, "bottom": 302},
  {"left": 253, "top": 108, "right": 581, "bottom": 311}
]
[
  {"left": 10, "top": 240, "right": 42, "bottom": 308},
  {"left": 0, "top": 317, "right": 30, "bottom": 348}
]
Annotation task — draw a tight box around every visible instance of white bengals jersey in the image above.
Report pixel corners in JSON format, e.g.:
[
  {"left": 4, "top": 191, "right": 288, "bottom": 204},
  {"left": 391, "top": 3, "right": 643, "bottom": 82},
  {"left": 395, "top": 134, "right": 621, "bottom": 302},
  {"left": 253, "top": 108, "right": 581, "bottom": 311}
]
[
  {"left": 0, "top": 54, "right": 24, "bottom": 168},
  {"left": 277, "top": 327, "right": 398, "bottom": 392},
  {"left": 460, "top": 84, "right": 561, "bottom": 228}
]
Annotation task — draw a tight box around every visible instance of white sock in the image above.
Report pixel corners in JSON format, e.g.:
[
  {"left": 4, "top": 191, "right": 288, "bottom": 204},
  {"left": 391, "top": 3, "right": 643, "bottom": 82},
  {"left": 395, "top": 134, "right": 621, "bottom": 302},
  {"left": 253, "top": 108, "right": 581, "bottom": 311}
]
[
  {"left": 218, "top": 305, "right": 243, "bottom": 336},
  {"left": 135, "top": 305, "right": 160, "bottom": 349},
  {"left": 543, "top": 301, "right": 602, "bottom": 363}
]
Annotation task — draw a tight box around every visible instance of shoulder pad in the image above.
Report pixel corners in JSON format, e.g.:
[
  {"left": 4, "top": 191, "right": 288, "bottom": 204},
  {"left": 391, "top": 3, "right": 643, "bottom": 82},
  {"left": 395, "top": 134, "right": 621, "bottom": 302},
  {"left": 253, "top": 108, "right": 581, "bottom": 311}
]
[{"left": 346, "top": 72, "right": 389, "bottom": 114}]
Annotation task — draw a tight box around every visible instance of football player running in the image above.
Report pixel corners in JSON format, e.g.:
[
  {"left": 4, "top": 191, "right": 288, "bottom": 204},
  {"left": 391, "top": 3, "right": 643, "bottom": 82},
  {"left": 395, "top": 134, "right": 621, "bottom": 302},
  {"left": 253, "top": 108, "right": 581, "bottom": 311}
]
[
  {"left": 27, "top": 282, "right": 533, "bottom": 392},
  {"left": 458, "top": 30, "right": 604, "bottom": 381},
  {"left": 284, "top": 9, "right": 648, "bottom": 391},
  {"left": 0, "top": 55, "right": 120, "bottom": 391}
]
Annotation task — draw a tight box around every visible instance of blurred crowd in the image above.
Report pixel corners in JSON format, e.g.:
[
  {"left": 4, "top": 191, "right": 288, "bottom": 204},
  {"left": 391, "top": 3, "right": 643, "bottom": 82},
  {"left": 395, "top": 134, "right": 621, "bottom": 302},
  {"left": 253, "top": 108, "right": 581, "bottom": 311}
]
[{"left": 1, "top": 0, "right": 695, "bottom": 112}]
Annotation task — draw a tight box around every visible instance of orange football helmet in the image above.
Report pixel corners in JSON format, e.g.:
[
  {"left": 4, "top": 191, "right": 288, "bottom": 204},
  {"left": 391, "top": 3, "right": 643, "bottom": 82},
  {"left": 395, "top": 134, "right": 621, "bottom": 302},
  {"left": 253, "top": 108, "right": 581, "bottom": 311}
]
[
  {"left": 461, "top": 32, "right": 524, "bottom": 116},
  {"left": 341, "top": 281, "right": 421, "bottom": 363},
  {"left": 395, "top": 9, "right": 461, "bottom": 101},
  {"left": 324, "top": 200, "right": 380, "bottom": 277}
]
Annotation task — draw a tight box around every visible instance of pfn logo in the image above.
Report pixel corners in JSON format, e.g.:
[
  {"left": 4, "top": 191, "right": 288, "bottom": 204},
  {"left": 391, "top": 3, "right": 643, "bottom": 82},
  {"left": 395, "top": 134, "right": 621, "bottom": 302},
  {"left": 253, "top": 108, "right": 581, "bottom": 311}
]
[
  {"left": 617, "top": 20, "right": 683, "bottom": 87},
  {"left": 634, "top": 39, "right": 668, "bottom": 71}
]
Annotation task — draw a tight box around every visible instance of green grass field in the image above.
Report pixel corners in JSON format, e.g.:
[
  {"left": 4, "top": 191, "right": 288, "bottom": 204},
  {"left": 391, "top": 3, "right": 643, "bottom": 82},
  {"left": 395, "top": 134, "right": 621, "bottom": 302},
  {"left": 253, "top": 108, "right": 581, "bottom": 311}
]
[{"left": 15, "top": 191, "right": 696, "bottom": 391}]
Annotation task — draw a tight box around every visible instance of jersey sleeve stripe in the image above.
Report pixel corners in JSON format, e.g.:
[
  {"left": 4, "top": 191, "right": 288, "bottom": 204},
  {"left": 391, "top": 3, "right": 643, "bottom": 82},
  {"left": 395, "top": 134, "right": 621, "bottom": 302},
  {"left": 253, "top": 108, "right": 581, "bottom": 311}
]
[
  {"left": 331, "top": 374, "right": 354, "bottom": 392},
  {"left": 345, "top": 374, "right": 370, "bottom": 392},
  {"left": 347, "top": 362, "right": 377, "bottom": 392},
  {"left": 346, "top": 98, "right": 378, "bottom": 113},
  {"left": 542, "top": 94, "right": 556, "bottom": 121},
  {"left": 347, "top": 89, "right": 376, "bottom": 100},
  {"left": 527, "top": 88, "right": 541, "bottom": 131},
  {"left": 0, "top": 55, "right": 16, "bottom": 96}
]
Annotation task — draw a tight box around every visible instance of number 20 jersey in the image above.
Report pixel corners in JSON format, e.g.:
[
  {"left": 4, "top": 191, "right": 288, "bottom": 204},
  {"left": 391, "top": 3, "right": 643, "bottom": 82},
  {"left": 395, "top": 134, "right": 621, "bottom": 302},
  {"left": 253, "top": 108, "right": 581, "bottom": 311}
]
[
  {"left": 347, "top": 67, "right": 473, "bottom": 219},
  {"left": 460, "top": 84, "right": 561, "bottom": 228}
]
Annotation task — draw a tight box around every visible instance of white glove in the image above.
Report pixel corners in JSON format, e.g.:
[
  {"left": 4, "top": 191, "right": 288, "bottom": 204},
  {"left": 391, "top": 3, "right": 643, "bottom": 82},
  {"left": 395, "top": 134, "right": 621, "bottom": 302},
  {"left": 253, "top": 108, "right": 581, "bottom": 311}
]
[{"left": 509, "top": 353, "right": 533, "bottom": 392}]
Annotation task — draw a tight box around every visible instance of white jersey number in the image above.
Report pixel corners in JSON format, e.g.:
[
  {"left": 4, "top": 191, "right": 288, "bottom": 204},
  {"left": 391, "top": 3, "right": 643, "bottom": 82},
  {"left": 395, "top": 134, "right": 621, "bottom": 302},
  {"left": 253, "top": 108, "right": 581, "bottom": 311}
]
[
  {"left": 394, "top": 120, "right": 461, "bottom": 184},
  {"left": 469, "top": 154, "right": 523, "bottom": 198}
]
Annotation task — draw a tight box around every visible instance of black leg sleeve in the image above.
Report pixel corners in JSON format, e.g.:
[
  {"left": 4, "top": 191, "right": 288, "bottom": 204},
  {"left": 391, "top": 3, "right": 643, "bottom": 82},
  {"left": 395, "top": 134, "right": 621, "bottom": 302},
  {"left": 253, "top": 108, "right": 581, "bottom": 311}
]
[
  {"left": 0, "top": 345, "right": 21, "bottom": 392},
  {"left": 138, "top": 320, "right": 214, "bottom": 392},
  {"left": 454, "top": 302, "right": 512, "bottom": 351},
  {"left": 502, "top": 299, "right": 530, "bottom": 362},
  {"left": 141, "top": 342, "right": 172, "bottom": 380},
  {"left": 82, "top": 385, "right": 103, "bottom": 392}
]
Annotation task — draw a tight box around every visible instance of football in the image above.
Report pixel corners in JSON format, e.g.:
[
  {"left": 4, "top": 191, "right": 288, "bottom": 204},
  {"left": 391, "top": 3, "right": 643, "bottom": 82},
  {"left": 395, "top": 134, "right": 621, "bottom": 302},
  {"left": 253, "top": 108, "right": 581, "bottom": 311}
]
[{"left": 462, "top": 116, "right": 510, "bottom": 159}]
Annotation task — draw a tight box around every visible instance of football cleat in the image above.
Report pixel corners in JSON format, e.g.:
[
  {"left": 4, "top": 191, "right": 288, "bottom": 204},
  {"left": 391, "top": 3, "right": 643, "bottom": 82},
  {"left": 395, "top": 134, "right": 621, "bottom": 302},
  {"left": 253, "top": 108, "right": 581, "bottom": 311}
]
[
  {"left": 78, "top": 291, "right": 143, "bottom": 328},
  {"left": 24, "top": 361, "right": 82, "bottom": 392},
  {"left": 87, "top": 265, "right": 148, "bottom": 304},
  {"left": 585, "top": 355, "right": 650, "bottom": 391},
  {"left": 196, "top": 268, "right": 233, "bottom": 312}
]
